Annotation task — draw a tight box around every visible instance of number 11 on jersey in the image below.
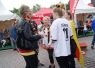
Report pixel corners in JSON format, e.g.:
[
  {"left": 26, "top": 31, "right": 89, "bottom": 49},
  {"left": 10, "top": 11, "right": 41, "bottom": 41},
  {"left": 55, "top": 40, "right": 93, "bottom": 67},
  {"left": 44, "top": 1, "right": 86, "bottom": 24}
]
[{"left": 63, "top": 28, "right": 68, "bottom": 40}]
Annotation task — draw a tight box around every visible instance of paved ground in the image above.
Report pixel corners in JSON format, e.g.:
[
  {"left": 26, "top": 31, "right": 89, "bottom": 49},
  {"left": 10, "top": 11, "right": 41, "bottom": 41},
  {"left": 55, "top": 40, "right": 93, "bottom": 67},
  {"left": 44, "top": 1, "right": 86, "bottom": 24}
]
[{"left": 0, "top": 36, "right": 95, "bottom": 68}]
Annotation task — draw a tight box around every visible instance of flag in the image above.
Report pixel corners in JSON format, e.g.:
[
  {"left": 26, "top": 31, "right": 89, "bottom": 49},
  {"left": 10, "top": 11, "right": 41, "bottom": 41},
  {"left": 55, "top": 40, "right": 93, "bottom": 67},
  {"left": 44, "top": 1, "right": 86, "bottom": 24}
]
[
  {"left": 70, "top": 0, "right": 79, "bottom": 16},
  {"left": 75, "top": 37, "right": 85, "bottom": 68},
  {"left": 70, "top": 20, "right": 85, "bottom": 68}
]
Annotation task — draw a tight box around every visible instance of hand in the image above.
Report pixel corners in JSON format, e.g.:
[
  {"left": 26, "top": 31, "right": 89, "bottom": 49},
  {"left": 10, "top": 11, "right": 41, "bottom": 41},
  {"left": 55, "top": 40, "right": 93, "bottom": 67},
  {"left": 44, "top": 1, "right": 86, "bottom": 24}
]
[
  {"left": 37, "top": 34, "right": 43, "bottom": 39},
  {"left": 36, "top": 35, "right": 42, "bottom": 39},
  {"left": 38, "top": 32, "right": 44, "bottom": 38},
  {"left": 40, "top": 44, "right": 48, "bottom": 50},
  {"left": 41, "top": 35, "right": 44, "bottom": 38},
  {"left": 38, "top": 34, "right": 44, "bottom": 38},
  {"left": 47, "top": 45, "right": 54, "bottom": 49}
]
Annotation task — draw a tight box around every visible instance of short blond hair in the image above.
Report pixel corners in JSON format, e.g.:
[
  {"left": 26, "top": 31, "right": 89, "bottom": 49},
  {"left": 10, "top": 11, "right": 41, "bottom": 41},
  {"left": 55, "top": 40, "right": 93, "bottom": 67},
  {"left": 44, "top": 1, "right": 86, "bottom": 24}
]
[
  {"left": 53, "top": 8, "right": 63, "bottom": 18},
  {"left": 19, "top": 5, "right": 30, "bottom": 16}
]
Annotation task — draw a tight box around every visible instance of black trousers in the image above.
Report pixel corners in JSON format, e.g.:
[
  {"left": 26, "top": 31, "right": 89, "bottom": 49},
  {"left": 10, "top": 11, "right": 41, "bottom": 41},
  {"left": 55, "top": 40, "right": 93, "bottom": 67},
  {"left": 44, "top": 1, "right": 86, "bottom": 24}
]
[
  {"left": 56, "top": 56, "right": 70, "bottom": 68},
  {"left": 68, "top": 55, "right": 75, "bottom": 68},
  {"left": 23, "top": 54, "right": 38, "bottom": 68},
  {"left": 47, "top": 49, "right": 54, "bottom": 64}
]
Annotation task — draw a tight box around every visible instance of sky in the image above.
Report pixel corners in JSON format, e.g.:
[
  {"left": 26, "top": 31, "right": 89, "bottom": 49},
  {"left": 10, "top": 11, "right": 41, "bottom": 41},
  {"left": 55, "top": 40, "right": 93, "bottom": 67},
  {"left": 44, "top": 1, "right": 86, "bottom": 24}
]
[{"left": 1, "top": 0, "right": 91, "bottom": 10}]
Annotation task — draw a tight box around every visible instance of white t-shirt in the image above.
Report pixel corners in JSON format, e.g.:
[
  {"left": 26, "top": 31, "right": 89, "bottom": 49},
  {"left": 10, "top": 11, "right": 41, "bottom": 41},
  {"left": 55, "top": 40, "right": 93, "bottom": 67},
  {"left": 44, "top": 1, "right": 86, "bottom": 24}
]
[
  {"left": 38, "top": 27, "right": 50, "bottom": 46},
  {"left": 83, "top": 24, "right": 87, "bottom": 30},
  {"left": 50, "top": 18, "right": 72, "bottom": 57},
  {"left": 42, "top": 27, "right": 49, "bottom": 46}
]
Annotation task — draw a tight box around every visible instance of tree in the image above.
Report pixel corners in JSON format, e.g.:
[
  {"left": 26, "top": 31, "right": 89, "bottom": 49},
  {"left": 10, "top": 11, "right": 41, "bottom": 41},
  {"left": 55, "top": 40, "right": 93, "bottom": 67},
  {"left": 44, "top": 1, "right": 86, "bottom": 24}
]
[
  {"left": 50, "top": 5, "right": 56, "bottom": 9},
  {"left": 32, "top": 4, "right": 41, "bottom": 13},
  {"left": 10, "top": 8, "right": 20, "bottom": 16},
  {"left": 36, "top": 4, "right": 41, "bottom": 10},
  {"left": 66, "top": 1, "right": 70, "bottom": 10}
]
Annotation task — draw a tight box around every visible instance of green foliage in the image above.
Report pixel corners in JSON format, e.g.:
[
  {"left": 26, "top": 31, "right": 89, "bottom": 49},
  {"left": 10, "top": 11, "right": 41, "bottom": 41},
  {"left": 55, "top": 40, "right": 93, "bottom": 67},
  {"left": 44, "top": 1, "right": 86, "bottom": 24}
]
[
  {"left": 10, "top": 8, "right": 20, "bottom": 16},
  {"left": 66, "top": 1, "right": 70, "bottom": 10},
  {"left": 50, "top": 5, "right": 56, "bottom": 9},
  {"left": 32, "top": 4, "right": 41, "bottom": 13},
  {"left": 10, "top": 4, "right": 41, "bottom": 15}
]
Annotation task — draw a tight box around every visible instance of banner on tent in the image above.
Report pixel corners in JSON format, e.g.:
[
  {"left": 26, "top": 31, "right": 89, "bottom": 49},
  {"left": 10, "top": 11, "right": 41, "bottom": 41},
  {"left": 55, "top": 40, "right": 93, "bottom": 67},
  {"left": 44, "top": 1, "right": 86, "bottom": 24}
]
[{"left": 70, "top": 0, "right": 79, "bottom": 15}]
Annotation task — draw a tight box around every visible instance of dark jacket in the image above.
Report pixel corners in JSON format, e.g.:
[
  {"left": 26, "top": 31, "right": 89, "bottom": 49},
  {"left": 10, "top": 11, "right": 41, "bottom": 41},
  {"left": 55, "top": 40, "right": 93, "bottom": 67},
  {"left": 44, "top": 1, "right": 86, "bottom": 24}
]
[{"left": 17, "top": 18, "right": 41, "bottom": 50}]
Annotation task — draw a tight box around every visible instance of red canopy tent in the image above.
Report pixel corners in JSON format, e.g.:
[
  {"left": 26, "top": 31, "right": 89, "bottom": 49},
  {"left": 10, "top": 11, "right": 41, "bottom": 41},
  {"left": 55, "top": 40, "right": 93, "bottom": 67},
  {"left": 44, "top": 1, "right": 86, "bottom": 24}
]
[
  {"left": 32, "top": 16, "right": 43, "bottom": 25},
  {"left": 32, "top": 8, "right": 53, "bottom": 25},
  {"left": 34, "top": 8, "right": 53, "bottom": 17}
]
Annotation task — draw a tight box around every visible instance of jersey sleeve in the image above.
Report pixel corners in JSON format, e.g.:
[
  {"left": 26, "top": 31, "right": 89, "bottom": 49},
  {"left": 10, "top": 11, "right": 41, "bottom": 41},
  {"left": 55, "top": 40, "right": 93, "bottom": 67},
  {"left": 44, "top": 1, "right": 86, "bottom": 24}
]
[{"left": 50, "top": 20, "right": 58, "bottom": 40}]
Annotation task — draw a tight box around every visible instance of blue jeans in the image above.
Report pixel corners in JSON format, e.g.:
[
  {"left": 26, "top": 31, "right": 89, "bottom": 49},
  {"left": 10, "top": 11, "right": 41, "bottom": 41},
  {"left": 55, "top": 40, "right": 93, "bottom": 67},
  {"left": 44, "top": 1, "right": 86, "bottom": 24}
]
[
  {"left": 92, "top": 34, "right": 95, "bottom": 45},
  {"left": 83, "top": 30, "right": 88, "bottom": 36}
]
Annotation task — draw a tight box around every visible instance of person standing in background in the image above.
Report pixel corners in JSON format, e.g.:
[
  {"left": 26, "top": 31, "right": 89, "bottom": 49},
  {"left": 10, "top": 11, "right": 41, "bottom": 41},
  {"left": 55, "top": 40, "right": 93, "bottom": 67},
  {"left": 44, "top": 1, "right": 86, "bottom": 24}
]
[
  {"left": 64, "top": 11, "right": 76, "bottom": 68},
  {"left": 0, "top": 29, "right": 4, "bottom": 42},
  {"left": 41, "top": 16, "right": 55, "bottom": 68},
  {"left": 91, "top": 18, "right": 95, "bottom": 49},
  {"left": 0, "top": 29, "right": 4, "bottom": 46},
  {"left": 83, "top": 23, "right": 88, "bottom": 37},
  {"left": 10, "top": 21, "right": 18, "bottom": 50}
]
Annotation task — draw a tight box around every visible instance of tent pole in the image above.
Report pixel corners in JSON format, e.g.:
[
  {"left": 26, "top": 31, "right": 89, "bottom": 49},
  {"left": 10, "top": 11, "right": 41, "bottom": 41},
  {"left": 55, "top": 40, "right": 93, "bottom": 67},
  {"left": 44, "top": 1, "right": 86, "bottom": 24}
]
[
  {"left": 74, "top": 13, "right": 78, "bottom": 34},
  {"left": 74, "top": 13, "right": 77, "bottom": 28}
]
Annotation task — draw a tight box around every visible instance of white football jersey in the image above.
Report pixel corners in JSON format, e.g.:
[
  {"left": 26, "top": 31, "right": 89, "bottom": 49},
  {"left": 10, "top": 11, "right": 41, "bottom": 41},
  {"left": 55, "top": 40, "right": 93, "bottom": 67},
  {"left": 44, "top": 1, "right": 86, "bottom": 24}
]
[{"left": 50, "top": 18, "right": 72, "bottom": 57}]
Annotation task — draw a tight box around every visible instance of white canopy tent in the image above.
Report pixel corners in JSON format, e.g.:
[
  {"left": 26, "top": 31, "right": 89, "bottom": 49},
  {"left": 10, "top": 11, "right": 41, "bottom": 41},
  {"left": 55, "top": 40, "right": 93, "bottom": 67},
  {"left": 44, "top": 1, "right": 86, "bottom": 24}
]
[
  {"left": 74, "top": 0, "right": 95, "bottom": 26},
  {"left": 0, "top": 1, "right": 17, "bottom": 21},
  {"left": 75, "top": 0, "right": 95, "bottom": 14}
]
